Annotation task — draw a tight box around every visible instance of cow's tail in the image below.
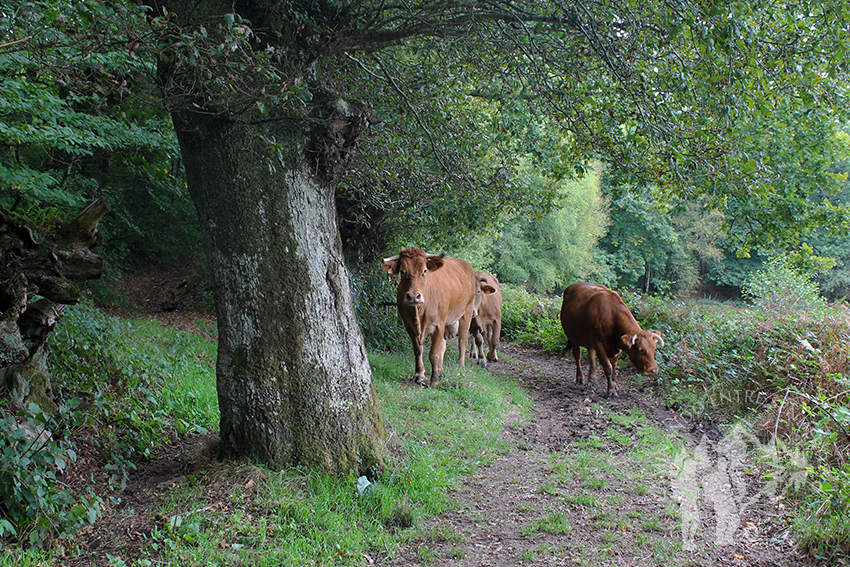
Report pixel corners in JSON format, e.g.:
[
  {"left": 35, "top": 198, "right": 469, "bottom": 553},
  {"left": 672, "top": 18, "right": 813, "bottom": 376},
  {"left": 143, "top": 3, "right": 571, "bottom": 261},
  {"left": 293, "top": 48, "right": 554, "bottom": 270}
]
[{"left": 562, "top": 339, "right": 573, "bottom": 356}]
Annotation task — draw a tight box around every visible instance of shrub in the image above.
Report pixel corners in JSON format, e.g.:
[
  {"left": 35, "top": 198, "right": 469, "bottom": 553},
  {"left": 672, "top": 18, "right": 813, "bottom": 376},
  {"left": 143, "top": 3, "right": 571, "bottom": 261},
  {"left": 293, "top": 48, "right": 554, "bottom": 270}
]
[
  {"left": 350, "top": 268, "right": 410, "bottom": 352},
  {"left": 500, "top": 283, "right": 564, "bottom": 353},
  {"left": 0, "top": 400, "right": 102, "bottom": 546},
  {"left": 2, "top": 302, "right": 218, "bottom": 548},
  {"left": 742, "top": 255, "right": 830, "bottom": 319},
  {"left": 627, "top": 270, "right": 850, "bottom": 559}
]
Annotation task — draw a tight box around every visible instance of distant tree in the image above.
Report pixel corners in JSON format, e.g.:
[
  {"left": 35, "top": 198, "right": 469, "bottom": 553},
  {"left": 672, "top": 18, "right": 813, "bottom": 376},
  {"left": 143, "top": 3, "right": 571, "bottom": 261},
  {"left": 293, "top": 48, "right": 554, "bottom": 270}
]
[
  {"left": 600, "top": 188, "right": 678, "bottom": 293},
  {"left": 670, "top": 201, "right": 727, "bottom": 294},
  {"left": 601, "top": 187, "right": 727, "bottom": 296},
  {"left": 492, "top": 163, "right": 608, "bottom": 293},
  {"left": 810, "top": 127, "right": 850, "bottom": 300}
]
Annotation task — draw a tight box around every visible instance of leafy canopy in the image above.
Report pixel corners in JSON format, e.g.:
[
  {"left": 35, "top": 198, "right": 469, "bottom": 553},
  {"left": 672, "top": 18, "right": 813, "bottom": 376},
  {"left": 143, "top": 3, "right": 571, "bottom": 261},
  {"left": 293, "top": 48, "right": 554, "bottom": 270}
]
[{"left": 1, "top": 1, "right": 199, "bottom": 262}]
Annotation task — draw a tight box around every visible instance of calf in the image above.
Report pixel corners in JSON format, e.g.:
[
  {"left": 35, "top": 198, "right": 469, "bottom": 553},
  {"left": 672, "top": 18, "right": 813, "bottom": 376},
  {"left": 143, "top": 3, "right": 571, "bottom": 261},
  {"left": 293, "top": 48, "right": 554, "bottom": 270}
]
[{"left": 469, "top": 272, "right": 502, "bottom": 365}]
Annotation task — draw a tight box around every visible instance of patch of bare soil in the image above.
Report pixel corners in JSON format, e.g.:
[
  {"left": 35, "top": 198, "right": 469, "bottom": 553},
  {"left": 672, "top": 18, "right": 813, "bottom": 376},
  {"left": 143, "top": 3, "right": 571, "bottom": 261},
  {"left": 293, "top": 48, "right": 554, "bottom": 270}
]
[
  {"left": 62, "top": 433, "right": 220, "bottom": 567},
  {"left": 106, "top": 258, "right": 216, "bottom": 336}
]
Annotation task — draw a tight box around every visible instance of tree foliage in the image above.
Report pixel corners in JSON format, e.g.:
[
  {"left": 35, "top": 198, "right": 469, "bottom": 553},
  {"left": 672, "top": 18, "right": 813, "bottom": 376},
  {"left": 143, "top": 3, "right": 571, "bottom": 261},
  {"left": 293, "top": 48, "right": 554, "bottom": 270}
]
[
  {"left": 141, "top": 0, "right": 850, "bottom": 262},
  {"left": 0, "top": 0, "right": 196, "bottom": 264},
  {"left": 492, "top": 163, "right": 608, "bottom": 293}
]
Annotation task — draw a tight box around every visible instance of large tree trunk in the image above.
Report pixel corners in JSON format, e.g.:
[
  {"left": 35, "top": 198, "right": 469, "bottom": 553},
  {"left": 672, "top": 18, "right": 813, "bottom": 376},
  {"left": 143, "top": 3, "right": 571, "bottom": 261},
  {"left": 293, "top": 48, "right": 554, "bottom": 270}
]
[{"left": 172, "top": 109, "right": 386, "bottom": 473}]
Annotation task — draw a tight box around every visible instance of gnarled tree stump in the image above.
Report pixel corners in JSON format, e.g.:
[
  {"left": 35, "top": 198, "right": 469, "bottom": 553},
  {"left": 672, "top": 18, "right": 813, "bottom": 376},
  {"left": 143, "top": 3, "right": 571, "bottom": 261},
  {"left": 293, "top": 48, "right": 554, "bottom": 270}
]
[{"left": 0, "top": 198, "right": 108, "bottom": 411}]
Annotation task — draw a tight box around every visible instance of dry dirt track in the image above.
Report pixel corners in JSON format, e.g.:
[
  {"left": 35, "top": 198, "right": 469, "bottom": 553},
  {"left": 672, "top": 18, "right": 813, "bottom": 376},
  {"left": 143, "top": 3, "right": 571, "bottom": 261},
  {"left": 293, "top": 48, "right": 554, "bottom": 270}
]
[{"left": 384, "top": 343, "right": 814, "bottom": 567}]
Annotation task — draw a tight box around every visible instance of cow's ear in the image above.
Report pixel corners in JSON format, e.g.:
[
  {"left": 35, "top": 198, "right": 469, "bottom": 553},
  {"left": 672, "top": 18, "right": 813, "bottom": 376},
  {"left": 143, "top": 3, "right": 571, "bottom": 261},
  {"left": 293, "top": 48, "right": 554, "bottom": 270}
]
[
  {"left": 620, "top": 334, "right": 638, "bottom": 349},
  {"left": 426, "top": 256, "right": 446, "bottom": 271},
  {"left": 480, "top": 282, "right": 497, "bottom": 295},
  {"left": 381, "top": 259, "right": 399, "bottom": 275}
]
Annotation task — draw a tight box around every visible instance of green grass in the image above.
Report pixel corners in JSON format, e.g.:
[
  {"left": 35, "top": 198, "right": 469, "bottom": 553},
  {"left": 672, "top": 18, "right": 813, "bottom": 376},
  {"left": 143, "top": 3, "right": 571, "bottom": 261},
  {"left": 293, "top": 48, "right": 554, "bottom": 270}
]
[
  {"left": 563, "top": 491, "right": 599, "bottom": 509},
  {"left": 6, "top": 307, "right": 533, "bottom": 566},
  {"left": 128, "top": 319, "right": 219, "bottom": 434},
  {"left": 521, "top": 510, "right": 573, "bottom": 536},
  {"left": 135, "top": 353, "right": 527, "bottom": 566}
]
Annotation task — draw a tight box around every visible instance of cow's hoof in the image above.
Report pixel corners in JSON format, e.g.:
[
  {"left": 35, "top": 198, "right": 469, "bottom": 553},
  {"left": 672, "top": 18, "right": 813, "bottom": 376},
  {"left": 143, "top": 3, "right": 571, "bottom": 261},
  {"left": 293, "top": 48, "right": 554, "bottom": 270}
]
[
  {"left": 429, "top": 379, "right": 440, "bottom": 388},
  {"left": 606, "top": 391, "right": 619, "bottom": 398},
  {"left": 414, "top": 375, "right": 427, "bottom": 386}
]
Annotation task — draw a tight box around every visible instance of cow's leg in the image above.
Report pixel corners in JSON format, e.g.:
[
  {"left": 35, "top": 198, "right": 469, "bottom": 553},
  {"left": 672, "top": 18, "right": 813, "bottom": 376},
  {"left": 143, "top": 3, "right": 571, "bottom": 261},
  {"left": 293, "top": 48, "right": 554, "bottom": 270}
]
[
  {"left": 456, "top": 311, "right": 472, "bottom": 367},
  {"left": 598, "top": 352, "right": 619, "bottom": 397},
  {"left": 473, "top": 329, "right": 485, "bottom": 362},
  {"left": 587, "top": 347, "right": 598, "bottom": 386},
  {"left": 487, "top": 319, "right": 501, "bottom": 363},
  {"left": 408, "top": 329, "right": 427, "bottom": 385},
  {"left": 609, "top": 353, "right": 621, "bottom": 397},
  {"left": 572, "top": 344, "right": 584, "bottom": 385},
  {"left": 428, "top": 326, "right": 446, "bottom": 387}
]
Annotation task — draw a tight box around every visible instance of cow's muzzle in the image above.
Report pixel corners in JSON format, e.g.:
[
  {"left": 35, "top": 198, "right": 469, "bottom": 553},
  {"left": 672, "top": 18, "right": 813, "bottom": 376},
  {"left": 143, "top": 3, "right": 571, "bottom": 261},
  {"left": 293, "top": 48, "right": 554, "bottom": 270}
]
[{"left": 404, "top": 292, "right": 424, "bottom": 305}]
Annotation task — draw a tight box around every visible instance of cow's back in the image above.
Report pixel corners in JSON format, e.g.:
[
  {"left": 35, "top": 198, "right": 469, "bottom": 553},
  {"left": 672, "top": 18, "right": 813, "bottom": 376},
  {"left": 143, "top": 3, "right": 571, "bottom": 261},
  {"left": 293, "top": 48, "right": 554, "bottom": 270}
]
[{"left": 560, "top": 282, "right": 634, "bottom": 348}]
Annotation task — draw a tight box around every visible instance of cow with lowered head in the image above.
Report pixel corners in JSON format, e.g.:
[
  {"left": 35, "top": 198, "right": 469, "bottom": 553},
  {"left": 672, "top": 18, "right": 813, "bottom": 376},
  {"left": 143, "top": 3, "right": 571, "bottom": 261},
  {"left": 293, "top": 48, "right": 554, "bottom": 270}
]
[
  {"left": 382, "top": 248, "right": 477, "bottom": 387},
  {"left": 560, "top": 282, "right": 663, "bottom": 397}
]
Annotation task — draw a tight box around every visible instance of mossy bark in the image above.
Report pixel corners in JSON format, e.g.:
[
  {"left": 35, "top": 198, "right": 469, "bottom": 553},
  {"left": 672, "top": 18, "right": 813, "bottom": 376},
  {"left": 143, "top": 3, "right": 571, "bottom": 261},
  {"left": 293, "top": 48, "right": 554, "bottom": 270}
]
[{"left": 173, "top": 110, "right": 386, "bottom": 474}]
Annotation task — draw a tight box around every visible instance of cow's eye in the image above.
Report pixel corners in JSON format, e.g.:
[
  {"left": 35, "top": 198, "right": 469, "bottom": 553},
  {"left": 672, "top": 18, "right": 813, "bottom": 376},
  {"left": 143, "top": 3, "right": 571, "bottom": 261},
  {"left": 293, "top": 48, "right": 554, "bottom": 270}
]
[{"left": 422, "top": 269, "right": 427, "bottom": 276}]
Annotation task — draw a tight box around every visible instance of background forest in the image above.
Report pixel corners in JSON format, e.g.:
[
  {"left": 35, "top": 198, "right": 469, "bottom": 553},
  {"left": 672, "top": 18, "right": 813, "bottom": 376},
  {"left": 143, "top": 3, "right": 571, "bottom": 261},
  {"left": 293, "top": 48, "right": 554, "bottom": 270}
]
[
  {"left": 4, "top": 2, "right": 850, "bottom": 304},
  {"left": 3, "top": 0, "right": 850, "bottom": 564}
]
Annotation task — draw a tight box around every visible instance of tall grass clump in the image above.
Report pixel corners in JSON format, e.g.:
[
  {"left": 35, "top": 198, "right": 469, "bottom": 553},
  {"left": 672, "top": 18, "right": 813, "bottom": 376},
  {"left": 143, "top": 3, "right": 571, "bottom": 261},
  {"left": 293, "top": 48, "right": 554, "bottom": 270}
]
[{"left": 629, "top": 258, "right": 850, "bottom": 560}]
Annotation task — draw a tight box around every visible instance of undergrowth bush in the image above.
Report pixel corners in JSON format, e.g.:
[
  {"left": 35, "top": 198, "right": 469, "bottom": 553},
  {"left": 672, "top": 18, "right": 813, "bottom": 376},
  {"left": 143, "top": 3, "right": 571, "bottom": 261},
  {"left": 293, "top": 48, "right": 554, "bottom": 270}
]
[
  {"left": 500, "top": 283, "right": 563, "bottom": 353},
  {"left": 351, "top": 269, "right": 410, "bottom": 352},
  {"left": 0, "top": 399, "right": 102, "bottom": 546},
  {"left": 48, "top": 304, "right": 171, "bottom": 461},
  {"left": 0, "top": 302, "right": 218, "bottom": 548},
  {"left": 628, "top": 260, "right": 850, "bottom": 560}
]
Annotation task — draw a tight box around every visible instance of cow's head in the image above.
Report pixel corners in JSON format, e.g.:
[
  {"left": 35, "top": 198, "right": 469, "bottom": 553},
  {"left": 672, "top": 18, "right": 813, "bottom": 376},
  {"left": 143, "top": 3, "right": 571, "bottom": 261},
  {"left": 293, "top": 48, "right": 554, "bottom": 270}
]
[
  {"left": 620, "top": 330, "right": 664, "bottom": 375},
  {"left": 382, "top": 248, "right": 446, "bottom": 306},
  {"left": 471, "top": 273, "right": 497, "bottom": 318}
]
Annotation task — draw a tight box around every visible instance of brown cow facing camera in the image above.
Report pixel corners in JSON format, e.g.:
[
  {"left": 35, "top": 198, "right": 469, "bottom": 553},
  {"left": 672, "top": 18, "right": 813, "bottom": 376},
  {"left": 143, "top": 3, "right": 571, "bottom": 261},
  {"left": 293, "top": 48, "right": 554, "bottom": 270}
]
[
  {"left": 382, "top": 248, "right": 477, "bottom": 387},
  {"left": 559, "top": 282, "right": 663, "bottom": 397}
]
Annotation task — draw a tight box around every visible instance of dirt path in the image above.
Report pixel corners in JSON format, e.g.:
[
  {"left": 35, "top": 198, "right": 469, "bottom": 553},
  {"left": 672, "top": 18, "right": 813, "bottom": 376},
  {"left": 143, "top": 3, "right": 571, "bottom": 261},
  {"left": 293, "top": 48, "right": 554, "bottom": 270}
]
[{"left": 385, "top": 344, "right": 811, "bottom": 567}]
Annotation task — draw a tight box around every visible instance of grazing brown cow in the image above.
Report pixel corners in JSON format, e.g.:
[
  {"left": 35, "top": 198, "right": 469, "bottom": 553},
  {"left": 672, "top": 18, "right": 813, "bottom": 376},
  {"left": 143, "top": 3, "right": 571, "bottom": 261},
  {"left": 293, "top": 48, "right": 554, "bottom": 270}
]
[
  {"left": 559, "top": 282, "right": 664, "bottom": 397},
  {"left": 382, "top": 248, "right": 477, "bottom": 387},
  {"left": 470, "top": 272, "right": 502, "bottom": 365}
]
